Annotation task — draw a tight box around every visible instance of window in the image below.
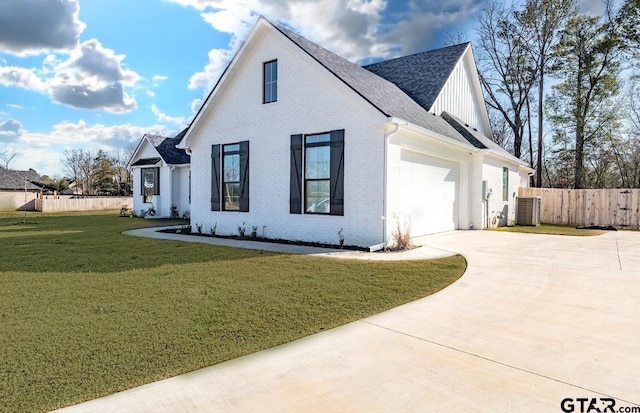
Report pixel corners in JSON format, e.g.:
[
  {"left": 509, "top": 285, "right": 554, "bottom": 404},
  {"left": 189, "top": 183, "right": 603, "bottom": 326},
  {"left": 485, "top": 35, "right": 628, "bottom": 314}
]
[
  {"left": 290, "top": 130, "right": 344, "bottom": 216},
  {"left": 263, "top": 60, "right": 277, "bottom": 103},
  {"left": 223, "top": 144, "right": 240, "bottom": 210},
  {"left": 502, "top": 167, "right": 509, "bottom": 202},
  {"left": 141, "top": 167, "right": 159, "bottom": 203},
  {"left": 211, "top": 141, "right": 249, "bottom": 212}
]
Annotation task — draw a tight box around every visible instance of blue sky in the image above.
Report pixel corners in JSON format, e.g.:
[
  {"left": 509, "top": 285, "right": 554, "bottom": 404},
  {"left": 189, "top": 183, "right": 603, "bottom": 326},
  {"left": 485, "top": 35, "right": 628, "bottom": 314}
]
[{"left": 0, "top": 0, "right": 602, "bottom": 176}]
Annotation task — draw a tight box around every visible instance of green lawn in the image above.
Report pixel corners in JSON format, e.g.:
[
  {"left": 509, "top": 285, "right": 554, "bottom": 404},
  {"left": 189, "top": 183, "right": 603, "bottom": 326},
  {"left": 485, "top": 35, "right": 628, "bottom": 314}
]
[
  {"left": 487, "top": 223, "right": 608, "bottom": 236},
  {"left": 0, "top": 211, "right": 466, "bottom": 413}
]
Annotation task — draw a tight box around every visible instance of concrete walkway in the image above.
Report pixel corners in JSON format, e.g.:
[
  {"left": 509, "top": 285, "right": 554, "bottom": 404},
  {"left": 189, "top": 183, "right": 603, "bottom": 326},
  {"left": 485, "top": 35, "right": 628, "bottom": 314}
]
[{"left": 54, "top": 230, "right": 640, "bottom": 412}]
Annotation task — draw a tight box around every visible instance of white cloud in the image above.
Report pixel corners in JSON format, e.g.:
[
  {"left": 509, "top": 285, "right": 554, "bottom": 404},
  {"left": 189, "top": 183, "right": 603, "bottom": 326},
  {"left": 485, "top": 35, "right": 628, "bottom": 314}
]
[
  {"left": 6, "top": 104, "right": 24, "bottom": 109},
  {"left": 0, "top": 118, "right": 23, "bottom": 142},
  {"left": 6, "top": 118, "right": 176, "bottom": 175},
  {"left": 188, "top": 48, "right": 232, "bottom": 90},
  {"left": 152, "top": 75, "right": 169, "bottom": 82},
  {"left": 168, "top": 0, "right": 482, "bottom": 93},
  {"left": 48, "top": 39, "right": 140, "bottom": 112},
  {"left": 0, "top": 0, "right": 85, "bottom": 55},
  {"left": 151, "top": 104, "right": 186, "bottom": 127},
  {"left": 0, "top": 66, "right": 48, "bottom": 92},
  {"left": 190, "top": 98, "right": 204, "bottom": 114},
  {"left": 146, "top": 89, "right": 156, "bottom": 97}
]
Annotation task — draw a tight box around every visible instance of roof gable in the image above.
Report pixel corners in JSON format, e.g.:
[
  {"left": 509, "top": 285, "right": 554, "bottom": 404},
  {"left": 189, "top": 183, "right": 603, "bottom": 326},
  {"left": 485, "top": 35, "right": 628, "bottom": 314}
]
[
  {"left": 363, "top": 43, "right": 469, "bottom": 112},
  {"left": 129, "top": 132, "right": 190, "bottom": 168},
  {"left": 266, "top": 19, "right": 471, "bottom": 145}
]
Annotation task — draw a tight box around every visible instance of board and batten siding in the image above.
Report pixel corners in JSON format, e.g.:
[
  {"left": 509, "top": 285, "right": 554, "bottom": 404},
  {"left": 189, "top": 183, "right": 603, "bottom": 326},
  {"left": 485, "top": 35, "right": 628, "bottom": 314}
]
[
  {"left": 430, "top": 50, "right": 489, "bottom": 137},
  {"left": 519, "top": 187, "right": 640, "bottom": 229}
]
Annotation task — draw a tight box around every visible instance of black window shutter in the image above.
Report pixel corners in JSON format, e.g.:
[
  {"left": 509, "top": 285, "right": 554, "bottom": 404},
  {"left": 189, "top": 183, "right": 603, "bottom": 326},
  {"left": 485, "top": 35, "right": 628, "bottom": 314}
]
[
  {"left": 154, "top": 167, "right": 160, "bottom": 195},
  {"left": 290, "top": 134, "right": 303, "bottom": 214},
  {"left": 211, "top": 144, "right": 221, "bottom": 211},
  {"left": 140, "top": 169, "right": 144, "bottom": 196},
  {"left": 239, "top": 140, "right": 250, "bottom": 212},
  {"left": 329, "top": 129, "right": 345, "bottom": 216}
]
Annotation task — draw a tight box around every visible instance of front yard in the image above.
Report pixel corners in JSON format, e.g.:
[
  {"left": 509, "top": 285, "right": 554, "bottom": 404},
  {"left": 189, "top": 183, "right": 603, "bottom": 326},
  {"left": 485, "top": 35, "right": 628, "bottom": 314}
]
[{"left": 0, "top": 212, "right": 465, "bottom": 413}]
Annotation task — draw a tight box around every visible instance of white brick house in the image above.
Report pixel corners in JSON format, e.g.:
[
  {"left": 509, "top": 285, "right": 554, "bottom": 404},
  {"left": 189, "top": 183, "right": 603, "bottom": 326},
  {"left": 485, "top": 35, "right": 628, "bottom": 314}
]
[
  {"left": 128, "top": 130, "right": 190, "bottom": 218},
  {"left": 178, "top": 17, "right": 533, "bottom": 248}
]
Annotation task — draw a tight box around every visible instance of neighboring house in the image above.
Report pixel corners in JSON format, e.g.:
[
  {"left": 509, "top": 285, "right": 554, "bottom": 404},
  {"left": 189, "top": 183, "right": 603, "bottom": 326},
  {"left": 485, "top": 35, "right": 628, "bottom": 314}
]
[
  {"left": 128, "top": 129, "right": 190, "bottom": 217},
  {"left": 178, "top": 17, "right": 533, "bottom": 247},
  {"left": 0, "top": 166, "right": 43, "bottom": 211}
]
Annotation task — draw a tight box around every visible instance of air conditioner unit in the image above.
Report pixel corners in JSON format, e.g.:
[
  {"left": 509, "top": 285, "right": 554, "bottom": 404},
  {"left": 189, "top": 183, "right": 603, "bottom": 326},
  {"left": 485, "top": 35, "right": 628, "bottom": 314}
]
[{"left": 516, "top": 197, "right": 541, "bottom": 226}]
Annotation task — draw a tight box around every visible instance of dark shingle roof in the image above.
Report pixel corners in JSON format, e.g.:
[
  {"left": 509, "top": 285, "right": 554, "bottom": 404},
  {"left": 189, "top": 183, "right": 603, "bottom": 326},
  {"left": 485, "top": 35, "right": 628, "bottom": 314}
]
[
  {"left": 146, "top": 134, "right": 190, "bottom": 165},
  {"left": 0, "top": 167, "right": 42, "bottom": 191},
  {"left": 131, "top": 158, "right": 161, "bottom": 167},
  {"left": 269, "top": 20, "right": 469, "bottom": 145},
  {"left": 442, "top": 112, "right": 524, "bottom": 164},
  {"left": 363, "top": 43, "right": 469, "bottom": 111}
]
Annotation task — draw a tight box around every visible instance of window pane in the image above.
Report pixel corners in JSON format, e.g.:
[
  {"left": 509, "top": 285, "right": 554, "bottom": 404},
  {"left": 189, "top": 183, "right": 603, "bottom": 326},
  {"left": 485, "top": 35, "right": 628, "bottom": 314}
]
[
  {"left": 224, "top": 183, "right": 240, "bottom": 210},
  {"left": 264, "top": 60, "right": 277, "bottom": 103},
  {"left": 305, "top": 133, "right": 330, "bottom": 145},
  {"left": 223, "top": 154, "right": 240, "bottom": 182},
  {"left": 224, "top": 144, "right": 240, "bottom": 153},
  {"left": 305, "top": 180, "right": 330, "bottom": 213},
  {"left": 305, "top": 146, "right": 330, "bottom": 179}
]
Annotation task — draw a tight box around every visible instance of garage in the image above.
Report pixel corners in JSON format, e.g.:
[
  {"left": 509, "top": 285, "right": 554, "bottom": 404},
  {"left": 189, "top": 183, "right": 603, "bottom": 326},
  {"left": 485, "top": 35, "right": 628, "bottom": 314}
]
[{"left": 398, "top": 149, "right": 460, "bottom": 236}]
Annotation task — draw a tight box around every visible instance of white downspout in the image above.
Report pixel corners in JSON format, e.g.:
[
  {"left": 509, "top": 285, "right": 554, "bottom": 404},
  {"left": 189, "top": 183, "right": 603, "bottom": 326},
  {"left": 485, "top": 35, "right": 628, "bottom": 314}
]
[
  {"left": 383, "top": 121, "right": 402, "bottom": 245},
  {"left": 168, "top": 165, "right": 176, "bottom": 217}
]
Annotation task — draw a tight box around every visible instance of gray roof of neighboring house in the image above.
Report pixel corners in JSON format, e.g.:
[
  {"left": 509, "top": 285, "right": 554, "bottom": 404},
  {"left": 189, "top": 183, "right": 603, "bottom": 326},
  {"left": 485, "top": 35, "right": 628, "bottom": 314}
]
[
  {"left": 269, "top": 20, "right": 470, "bottom": 145},
  {"left": 0, "top": 166, "right": 42, "bottom": 191},
  {"left": 145, "top": 132, "right": 190, "bottom": 165}
]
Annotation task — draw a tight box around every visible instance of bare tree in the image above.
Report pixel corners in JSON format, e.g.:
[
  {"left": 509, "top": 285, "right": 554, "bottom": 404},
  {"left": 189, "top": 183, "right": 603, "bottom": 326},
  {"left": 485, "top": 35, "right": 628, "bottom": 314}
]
[
  {"left": 0, "top": 153, "right": 16, "bottom": 169},
  {"left": 516, "top": 0, "right": 577, "bottom": 186},
  {"left": 477, "top": 1, "right": 538, "bottom": 160}
]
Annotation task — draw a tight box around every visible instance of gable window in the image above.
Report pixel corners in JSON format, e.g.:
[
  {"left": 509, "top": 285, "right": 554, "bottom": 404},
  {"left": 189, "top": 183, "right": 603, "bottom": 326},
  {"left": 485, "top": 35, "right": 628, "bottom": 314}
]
[
  {"left": 502, "top": 167, "right": 509, "bottom": 202},
  {"left": 263, "top": 60, "right": 277, "bottom": 104},
  {"left": 290, "top": 129, "right": 344, "bottom": 216},
  {"left": 211, "top": 141, "right": 249, "bottom": 212},
  {"left": 141, "top": 167, "right": 159, "bottom": 203}
]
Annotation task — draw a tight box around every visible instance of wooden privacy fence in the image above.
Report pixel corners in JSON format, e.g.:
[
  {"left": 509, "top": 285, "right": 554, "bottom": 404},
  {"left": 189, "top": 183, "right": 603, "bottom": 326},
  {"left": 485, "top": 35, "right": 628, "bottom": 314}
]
[
  {"left": 35, "top": 196, "right": 133, "bottom": 213},
  {"left": 518, "top": 187, "right": 640, "bottom": 229}
]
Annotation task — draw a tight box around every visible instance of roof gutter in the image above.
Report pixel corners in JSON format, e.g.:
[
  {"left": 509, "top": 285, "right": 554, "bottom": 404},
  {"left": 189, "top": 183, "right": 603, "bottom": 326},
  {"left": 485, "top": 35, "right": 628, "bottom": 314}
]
[{"left": 388, "top": 117, "right": 480, "bottom": 153}]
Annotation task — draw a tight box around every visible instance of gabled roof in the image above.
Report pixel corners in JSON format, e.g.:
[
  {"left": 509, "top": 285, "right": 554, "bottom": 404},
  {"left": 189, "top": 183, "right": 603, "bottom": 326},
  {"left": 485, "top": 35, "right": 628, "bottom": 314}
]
[
  {"left": 146, "top": 134, "right": 190, "bottom": 165},
  {"left": 0, "top": 166, "right": 42, "bottom": 191},
  {"left": 363, "top": 43, "right": 469, "bottom": 112},
  {"left": 270, "top": 20, "right": 469, "bottom": 145},
  {"left": 129, "top": 130, "right": 190, "bottom": 168}
]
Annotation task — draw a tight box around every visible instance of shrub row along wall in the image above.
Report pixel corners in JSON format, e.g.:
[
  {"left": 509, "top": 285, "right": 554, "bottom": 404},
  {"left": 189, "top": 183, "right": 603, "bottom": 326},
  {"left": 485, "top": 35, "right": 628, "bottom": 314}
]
[
  {"left": 519, "top": 187, "right": 640, "bottom": 229},
  {"left": 36, "top": 197, "right": 133, "bottom": 212}
]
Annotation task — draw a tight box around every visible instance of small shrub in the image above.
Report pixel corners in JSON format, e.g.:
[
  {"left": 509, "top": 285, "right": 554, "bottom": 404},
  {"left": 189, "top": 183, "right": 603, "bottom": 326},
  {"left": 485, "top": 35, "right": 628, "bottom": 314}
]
[
  {"left": 181, "top": 210, "right": 190, "bottom": 220},
  {"left": 209, "top": 222, "right": 217, "bottom": 236},
  {"left": 337, "top": 228, "right": 345, "bottom": 247},
  {"left": 389, "top": 218, "right": 413, "bottom": 251},
  {"left": 169, "top": 205, "right": 180, "bottom": 219},
  {"left": 143, "top": 206, "right": 156, "bottom": 218},
  {"left": 195, "top": 223, "right": 203, "bottom": 235},
  {"left": 237, "top": 221, "right": 246, "bottom": 238},
  {"left": 251, "top": 225, "right": 258, "bottom": 238}
]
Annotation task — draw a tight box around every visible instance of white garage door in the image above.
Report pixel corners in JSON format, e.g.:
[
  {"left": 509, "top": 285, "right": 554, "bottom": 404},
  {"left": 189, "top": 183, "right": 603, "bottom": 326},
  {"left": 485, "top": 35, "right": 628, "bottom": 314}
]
[{"left": 398, "top": 150, "right": 460, "bottom": 236}]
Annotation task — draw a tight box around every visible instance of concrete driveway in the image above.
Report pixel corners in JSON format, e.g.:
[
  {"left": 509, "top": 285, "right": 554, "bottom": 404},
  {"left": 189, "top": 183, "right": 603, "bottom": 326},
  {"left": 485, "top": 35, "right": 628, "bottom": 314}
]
[{"left": 55, "top": 230, "right": 640, "bottom": 412}]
